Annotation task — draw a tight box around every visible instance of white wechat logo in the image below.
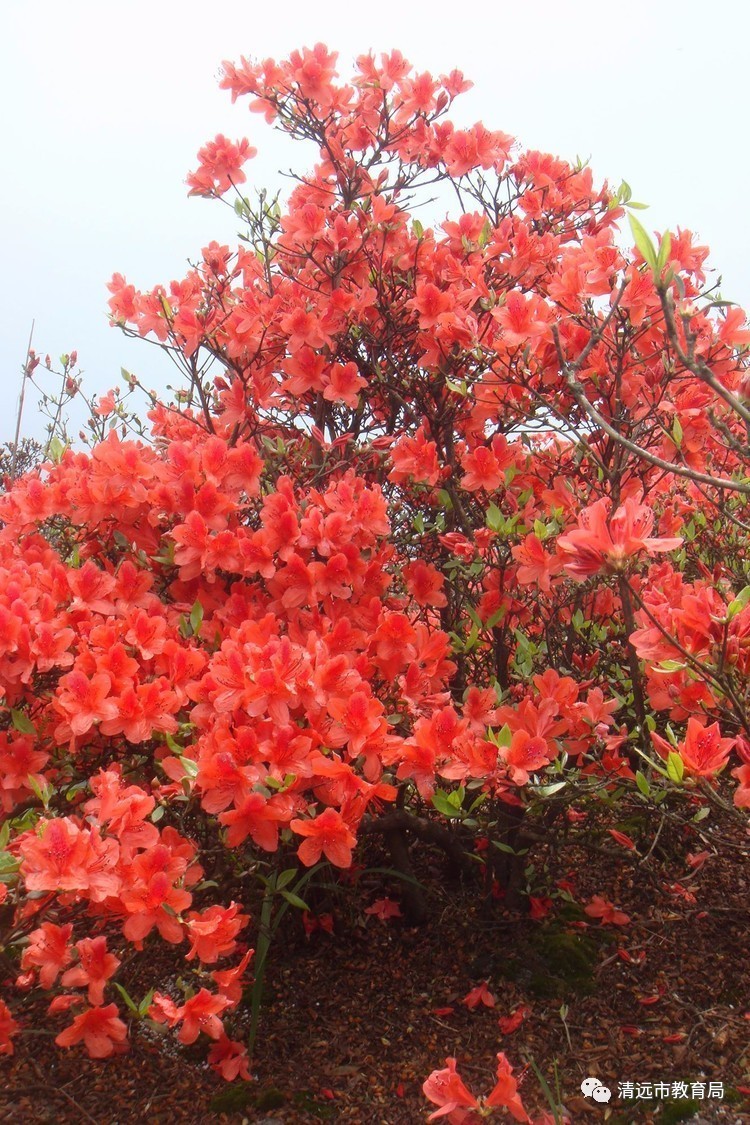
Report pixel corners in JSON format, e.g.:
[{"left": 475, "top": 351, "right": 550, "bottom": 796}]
[{"left": 581, "top": 1077, "right": 612, "bottom": 1103}]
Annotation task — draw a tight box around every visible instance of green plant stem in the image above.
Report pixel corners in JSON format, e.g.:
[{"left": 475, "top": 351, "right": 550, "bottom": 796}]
[{"left": 11, "top": 320, "right": 34, "bottom": 480}]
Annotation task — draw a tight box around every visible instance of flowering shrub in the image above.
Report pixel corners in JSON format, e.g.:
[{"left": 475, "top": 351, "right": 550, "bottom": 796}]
[{"left": 0, "top": 44, "right": 748, "bottom": 1105}]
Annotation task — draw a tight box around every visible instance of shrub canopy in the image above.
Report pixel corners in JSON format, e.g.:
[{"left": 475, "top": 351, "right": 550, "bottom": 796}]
[{"left": 0, "top": 46, "right": 748, "bottom": 1093}]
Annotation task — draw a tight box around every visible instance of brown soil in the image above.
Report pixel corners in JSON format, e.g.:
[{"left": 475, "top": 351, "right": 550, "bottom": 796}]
[{"left": 2, "top": 809, "right": 750, "bottom": 1125}]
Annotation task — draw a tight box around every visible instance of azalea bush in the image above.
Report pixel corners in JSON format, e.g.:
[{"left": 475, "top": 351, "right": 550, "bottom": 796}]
[{"left": 0, "top": 43, "right": 749, "bottom": 1108}]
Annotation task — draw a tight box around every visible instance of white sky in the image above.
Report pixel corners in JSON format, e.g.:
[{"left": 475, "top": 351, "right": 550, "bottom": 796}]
[{"left": 2, "top": 0, "right": 748, "bottom": 445}]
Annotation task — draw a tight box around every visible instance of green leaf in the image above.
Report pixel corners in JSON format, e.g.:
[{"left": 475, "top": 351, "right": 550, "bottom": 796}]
[
  {"left": 656, "top": 230, "right": 672, "bottom": 275},
  {"left": 496, "top": 723, "right": 513, "bottom": 748},
  {"left": 138, "top": 988, "right": 155, "bottom": 1018},
  {"left": 26, "top": 775, "right": 50, "bottom": 808},
  {"left": 178, "top": 755, "right": 198, "bottom": 780},
  {"left": 666, "top": 751, "right": 684, "bottom": 784},
  {"left": 0, "top": 850, "right": 20, "bottom": 878},
  {"left": 727, "top": 585, "right": 750, "bottom": 620},
  {"left": 486, "top": 503, "right": 504, "bottom": 533},
  {"left": 431, "top": 790, "right": 464, "bottom": 818},
  {"left": 114, "top": 983, "right": 139, "bottom": 1014},
  {"left": 635, "top": 770, "right": 651, "bottom": 798},
  {"left": 48, "top": 436, "right": 66, "bottom": 464},
  {"left": 468, "top": 793, "right": 488, "bottom": 814},
  {"left": 672, "top": 416, "right": 683, "bottom": 448},
  {"left": 11, "top": 709, "right": 36, "bottom": 735},
  {"left": 629, "top": 213, "right": 658, "bottom": 272},
  {"left": 279, "top": 890, "right": 310, "bottom": 911},
  {"left": 464, "top": 622, "right": 480, "bottom": 652},
  {"left": 533, "top": 781, "right": 567, "bottom": 797},
  {"left": 525, "top": 1057, "right": 563, "bottom": 1125},
  {"left": 65, "top": 781, "right": 89, "bottom": 802},
  {"left": 655, "top": 659, "right": 685, "bottom": 674},
  {"left": 189, "top": 600, "right": 204, "bottom": 634},
  {"left": 151, "top": 547, "right": 175, "bottom": 567},
  {"left": 485, "top": 607, "right": 505, "bottom": 630},
  {"left": 275, "top": 868, "right": 298, "bottom": 891}
]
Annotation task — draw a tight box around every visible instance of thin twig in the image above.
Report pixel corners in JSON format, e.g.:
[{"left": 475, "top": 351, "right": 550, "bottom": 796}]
[
  {"left": 562, "top": 367, "right": 750, "bottom": 495},
  {"left": 28, "top": 1058, "right": 99, "bottom": 1125},
  {"left": 11, "top": 320, "right": 35, "bottom": 479},
  {"left": 638, "top": 812, "right": 666, "bottom": 865}
]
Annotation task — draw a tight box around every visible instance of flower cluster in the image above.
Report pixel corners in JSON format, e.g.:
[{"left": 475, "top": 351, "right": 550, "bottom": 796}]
[{"left": 1, "top": 44, "right": 748, "bottom": 1090}]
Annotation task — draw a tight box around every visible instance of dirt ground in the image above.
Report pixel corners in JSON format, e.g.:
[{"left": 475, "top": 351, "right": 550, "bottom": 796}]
[{"left": 2, "top": 803, "right": 750, "bottom": 1124}]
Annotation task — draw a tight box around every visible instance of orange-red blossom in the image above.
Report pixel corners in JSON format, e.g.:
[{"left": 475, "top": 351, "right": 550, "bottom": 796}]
[
  {"left": 557, "top": 497, "right": 682, "bottom": 580},
  {"left": 290, "top": 807, "right": 357, "bottom": 868}
]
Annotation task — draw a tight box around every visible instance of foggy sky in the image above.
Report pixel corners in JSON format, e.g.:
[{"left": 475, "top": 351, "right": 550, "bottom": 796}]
[{"left": 2, "top": 0, "right": 747, "bottom": 445}]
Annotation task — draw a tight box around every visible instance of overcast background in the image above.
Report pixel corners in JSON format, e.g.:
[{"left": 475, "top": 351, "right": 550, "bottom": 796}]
[{"left": 2, "top": 0, "right": 748, "bottom": 445}]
